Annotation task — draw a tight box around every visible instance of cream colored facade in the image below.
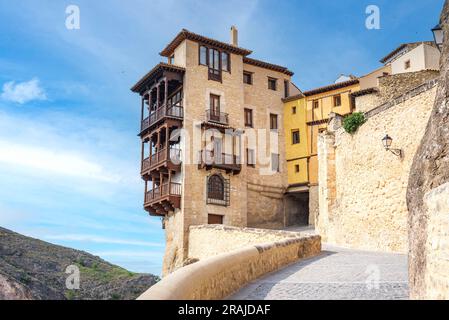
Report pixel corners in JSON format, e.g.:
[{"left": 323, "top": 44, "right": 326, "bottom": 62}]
[{"left": 133, "top": 29, "right": 293, "bottom": 275}]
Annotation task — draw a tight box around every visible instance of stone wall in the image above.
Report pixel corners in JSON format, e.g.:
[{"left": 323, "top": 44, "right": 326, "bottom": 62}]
[
  {"left": 317, "top": 79, "right": 437, "bottom": 253},
  {"left": 188, "top": 224, "right": 306, "bottom": 260},
  {"left": 138, "top": 226, "right": 321, "bottom": 300}
]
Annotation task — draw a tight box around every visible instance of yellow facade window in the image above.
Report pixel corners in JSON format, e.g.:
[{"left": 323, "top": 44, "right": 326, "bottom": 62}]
[
  {"left": 292, "top": 130, "right": 300, "bottom": 144},
  {"left": 333, "top": 94, "right": 342, "bottom": 107},
  {"left": 295, "top": 164, "right": 300, "bottom": 173},
  {"left": 292, "top": 106, "right": 296, "bottom": 114},
  {"left": 313, "top": 100, "right": 319, "bottom": 109}
]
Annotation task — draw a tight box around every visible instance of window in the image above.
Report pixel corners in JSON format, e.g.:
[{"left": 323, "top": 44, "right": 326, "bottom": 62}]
[
  {"left": 243, "top": 71, "right": 253, "bottom": 85},
  {"left": 207, "top": 174, "right": 230, "bottom": 206},
  {"left": 295, "top": 164, "right": 300, "bottom": 173},
  {"left": 221, "top": 52, "right": 230, "bottom": 72},
  {"left": 199, "top": 46, "right": 208, "bottom": 65},
  {"left": 169, "top": 54, "right": 175, "bottom": 64},
  {"left": 313, "top": 100, "right": 319, "bottom": 109},
  {"left": 292, "top": 130, "right": 300, "bottom": 144},
  {"left": 284, "top": 80, "right": 290, "bottom": 98},
  {"left": 208, "top": 48, "right": 221, "bottom": 81},
  {"left": 405, "top": 60, "right": 411, "bottom": 70},
  {"left": 268, "top": 77, "right": 277, "bottom": 90},
  {"left": 208, "top": 214, "right": 223, "bottom": 225},
  {"left": 271, "top": 153, "right": 280, "bottom": 172},
  {"left": 210, "top": 94, "right": 220, "bottom": 115},
  {"left": 292, "top": 106, "right": 297, "bottom": 114},
  {"left": 247, "top": 148, "right": 255, "bottom": 167},
  {"left": 270, "top": 113, "right": 278, "bottom": 130},
  {"left": 244, "top": 108, "right": 253, "bottom": 127},
  {"left": 333, "top": 94, "right": 342, "bottom": 107}
]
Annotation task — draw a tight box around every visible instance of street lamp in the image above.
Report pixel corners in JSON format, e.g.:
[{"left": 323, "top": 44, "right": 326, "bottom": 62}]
[
  {"left": 382, "top": 134, "right": 402, "bottom": 158},
  {"left": 432, "top": 23, "right": 444, "bottom": 51}
]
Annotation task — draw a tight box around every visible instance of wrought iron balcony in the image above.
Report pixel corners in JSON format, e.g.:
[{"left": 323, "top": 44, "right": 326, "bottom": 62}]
[
  {"left": 144, "top": 182, "right": 181, "bottom": 216},
  {"left": 140, "top": 104, "right": 183, "bottom": 134},
  {"left": 198, "top": 150, "right": 241, "bottom": 174},
  {"left": 205, "top": 109, "right": 229, "bottom": 126}
]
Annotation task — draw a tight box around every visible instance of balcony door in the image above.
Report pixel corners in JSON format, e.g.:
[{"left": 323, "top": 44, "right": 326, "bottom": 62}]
[
  {"left": 210, "top": 94, "right": 221, "bottom": 122},
  {"left": 213, "top": 136, "right": 223, "bottom": 164}
]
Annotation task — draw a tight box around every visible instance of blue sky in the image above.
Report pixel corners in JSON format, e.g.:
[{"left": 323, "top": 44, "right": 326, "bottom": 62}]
[{"left": 0, "top": 0, "right": 444, "bottom": 275}]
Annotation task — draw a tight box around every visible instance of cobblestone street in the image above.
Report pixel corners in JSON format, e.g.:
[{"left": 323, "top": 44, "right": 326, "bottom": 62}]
[{"left": 229, "top": 245, "right": 408, "bottom": 300}]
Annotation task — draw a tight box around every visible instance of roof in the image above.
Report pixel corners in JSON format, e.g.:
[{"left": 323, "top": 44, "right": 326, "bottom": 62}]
[
  {"left": 130, "top": 63, "right": 185, "bottom": 93},
  {"left": 160, "top": 29, "right": 253, "bottom": 57},
  {"left": 303, "top": 79, "right": 359, "bottom": 97},
  {"left": 282, "top": 93, "right": 305, "bottom": 103},
  {"left": 350, "top": 87, "right": 379, "bottom": 98},
  {"left": 380, "top": 41, "right": 437, "bottom": 64},
  {"left": 243, "top": 57, "right": 294, "bottom": 76}
]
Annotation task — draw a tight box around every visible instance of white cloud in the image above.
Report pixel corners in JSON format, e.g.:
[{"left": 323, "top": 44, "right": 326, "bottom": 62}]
[
  {"left": 44, "top": 234, "right": 164, "bottom": 247},
  {"left": 1, "top": 78, "right": 47, "bottom": 104}
]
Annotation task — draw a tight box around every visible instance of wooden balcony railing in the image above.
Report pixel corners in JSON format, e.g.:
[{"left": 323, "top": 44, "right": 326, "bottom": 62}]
[
  {"left": 141, "top": 148, "right": 182, "bottom": 173},
  {"left": 145, "top": 182, "right": 182, "bottom": 205},
  {"left": 206, "top": 109, "right": 229, "bottom": 125},
  {"left": 141, "top": 104, "right": 184, "bottom": 133}
]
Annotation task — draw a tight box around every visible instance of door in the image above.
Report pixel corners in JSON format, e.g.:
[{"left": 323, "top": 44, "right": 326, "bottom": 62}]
[{"left": 210, "top": 94, "right": 220, "bottom": 122}]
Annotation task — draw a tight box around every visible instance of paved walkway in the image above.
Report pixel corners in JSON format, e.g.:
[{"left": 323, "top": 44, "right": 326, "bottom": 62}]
[{"left": 229, "top": 245, "right": 408, "bottom": 300}]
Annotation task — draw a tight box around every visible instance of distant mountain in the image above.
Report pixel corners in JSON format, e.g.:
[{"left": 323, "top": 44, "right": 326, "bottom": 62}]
[{"left": 0, "top": 227, "right": 159, "bottom": 300}]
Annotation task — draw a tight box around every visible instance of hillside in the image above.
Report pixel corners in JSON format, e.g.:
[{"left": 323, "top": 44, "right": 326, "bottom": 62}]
[{"left": 0, "top": 227, "right": 159, "bottom": 300}]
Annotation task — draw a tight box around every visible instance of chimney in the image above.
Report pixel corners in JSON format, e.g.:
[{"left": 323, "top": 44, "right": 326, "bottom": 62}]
[{"left": 230, "top": 26, "right": 238, "bottom": 46}]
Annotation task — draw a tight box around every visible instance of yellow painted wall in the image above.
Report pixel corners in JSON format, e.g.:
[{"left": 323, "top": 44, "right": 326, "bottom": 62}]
[
  {"left": 306, "top": 83, "right": 360, "bottom": 185},
  {"left": 284, "top": 97, "right": 309, "bottom": 185}
]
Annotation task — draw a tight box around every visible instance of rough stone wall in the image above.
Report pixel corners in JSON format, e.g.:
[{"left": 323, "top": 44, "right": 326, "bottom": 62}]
[
  {"left": 308, "top": 185, "right": 319, "bottom": 226},
  {"left": 407, "top": 1, "right": 449, "bottom": 300},
  {"left": 188, "top": 224, "right": 304, "bottom": 260},
  {"left": 139, "top": 230, "right": 321, "bottom": 300},
  {"left": 317, "top": 81, "right": 437, "bottom": 253}
]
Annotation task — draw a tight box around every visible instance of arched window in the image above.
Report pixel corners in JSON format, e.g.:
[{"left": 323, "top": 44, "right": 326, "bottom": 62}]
[
  {"left": 208, "top": 174, "right": 224, "bottom": 200},
  {"left": 207, "top": 174, "right": 230, "bottom": 206}
]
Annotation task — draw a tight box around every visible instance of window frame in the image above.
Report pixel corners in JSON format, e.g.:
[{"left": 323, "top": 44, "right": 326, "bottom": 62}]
[
  {"left": 292, "top": 130, "right": 300, "bottom": 144},
  {"left": 268, "top": 77, "right": 277, "bottom": 91},
  {"left": 243, "top": 71, "right": 253, "bottom": 85},
  {"left": 284, "top": 80, "right": 290, "bottom": 98},
  {"left": 244, "top": 108, "right": 253, "bottom": 127},
  {"left": 313, "top": 100, "right": 319, "bottom": 109},
  {"left": 404, "top": 59, "right": 411, "bottom": 70},
  {"left": 292, "top": 106, "right": 297, "bottom": 114},
  {"left": 206, "top": 174, "right": 230, "bottom": 206},
  {"left": 199, "top": 45, "right": 208, "bottom": 66},
  {"left": 271, "top": 153, "right": 280, "bottom": 172},
  {"left": 270, "top": 113, "right": 278, "bottom": 130},
  {"left": 333, "top": 94, "right": 342, "bottom": 107},
  {"left": 246, "top": 148, "right": 256, "bottom": 167},
  {"left": 295, "top": 164, "right": 300, "bottom": 173},
  {"left": 221, "top": 52, "right": 231, "bottom": 72}
]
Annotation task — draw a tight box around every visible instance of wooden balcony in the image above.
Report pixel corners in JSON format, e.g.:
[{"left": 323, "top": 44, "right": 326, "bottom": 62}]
[
  {"left": 141, "top": 148, "right": 181, "bottom": 176},
  {"left": 144, "top": 182, "right": 181, "bottom": 216},
  {"left": 205, "top": 110, "right": 229, "bottom": 126},
  {"left": 198, "top": 150, "right": 241, "bottom": 174},
  {"left": 140, "top": 105, "right": 183, "bottom": 135}
]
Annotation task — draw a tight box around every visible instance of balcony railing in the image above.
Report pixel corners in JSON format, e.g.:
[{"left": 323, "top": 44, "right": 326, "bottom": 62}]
[
  {"left": 199, "top": 150, "right": 241, "bottom": 173},
  {"left": 141, "top": 104, "right": 184, "bottom": 133},
  {"left": 145, "top": 182, "right": 182, "bottom": 205},
  {"left": 206, "top": 109, "right": 229, "bottom": 125},
  {"left": 141, "top": 148, "right": 182, "bottom": 173}
]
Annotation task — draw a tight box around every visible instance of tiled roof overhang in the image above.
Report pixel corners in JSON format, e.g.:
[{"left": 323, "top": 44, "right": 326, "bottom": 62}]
[
  {"left": 303, "top": 79, "right": 359, "bottom": 97},
  {"left": 131, "top": 63, "right": 185, "bottom": 94},
  {"left": 379, "top": 41, "right": 436, "bottom": 64},
  {"left": 350, "top": 87, "right": 379, "bottom": 98},
  {"left": 282, "top": 93, "right": 305, "bottom": 103},
  {"left": 160, "top": 29, "right": 253, "bottom": 57},
  {"left": 243, "top": 57, "right": 294, "bottom": 76}
]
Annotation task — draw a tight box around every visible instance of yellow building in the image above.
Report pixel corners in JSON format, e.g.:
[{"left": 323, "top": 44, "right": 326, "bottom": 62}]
[{"left": 283, "top": 78, "right": 360, "bottom": 225}]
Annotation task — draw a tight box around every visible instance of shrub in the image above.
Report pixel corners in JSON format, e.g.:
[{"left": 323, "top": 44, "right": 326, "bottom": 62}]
[{"left": 343, "top": 112, "right": 366, "bottom": 134}]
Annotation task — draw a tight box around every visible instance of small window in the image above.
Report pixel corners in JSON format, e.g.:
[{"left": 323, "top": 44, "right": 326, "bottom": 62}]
[
  {"left": 221, "top": 52, "right": 230, "bottom": 72},
  {"left": 295, "top": 164, "right": 300, "bottom": 173},
  {"left": 292, "top": 106, "right": 297, "bottom": 114},
  {"left": 284, "top": 80, "right": 290, "bottom": 98},
  {"left": 270, "top": 113, "right": 278, "bottom": 130},
  {"left": 208, "top": 48, "right": 221, "bottom": 81},
  {"left": 271, "top": 153, "right": 280, "bottom": 172},
  {"left": 208, "top": 214, "right": 223, "bottom": 225},
  {"left": 243, "top": 71, "right": 253, "bottom": 85},
  {"left": 247, "top": 148, "right": 255, "bottom": 167},
  {"left": 313, "top": 100, "right": 319, "bottom": 109},
  {"left": 199, "top": 46, "right": 208, "bottom": 65},
  {"left": 333, "top": 95, "right": 342, "bottom": 107},
  {"left": 169, "top": 55, "right": 175, "bottom": 64},
  {"left": 207, "top": 174, "right": 230, "bottom": 206},
  {"left": 244, "top": 108, "right": 253, "bottom": 127},
  {"left": 268, "top": 78, "right": 277, "bottom": 90},
  {"left": 405, "top": 60, "right": 411, "bottom": 70},
  {"left": 292, "top": 130, "right": 300, "bottom": 144}
]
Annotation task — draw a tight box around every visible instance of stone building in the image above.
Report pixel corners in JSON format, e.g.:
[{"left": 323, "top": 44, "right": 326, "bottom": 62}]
[{"left": 131, "top": 27, "right": 296, "bottom": 275}]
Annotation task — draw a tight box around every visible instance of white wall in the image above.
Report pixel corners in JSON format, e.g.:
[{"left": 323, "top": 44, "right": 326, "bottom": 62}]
[{"left": 390, "top": 44, "right": 440, "bottom": 75}]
